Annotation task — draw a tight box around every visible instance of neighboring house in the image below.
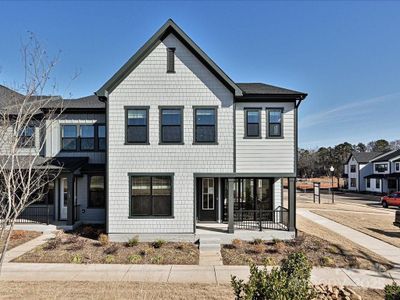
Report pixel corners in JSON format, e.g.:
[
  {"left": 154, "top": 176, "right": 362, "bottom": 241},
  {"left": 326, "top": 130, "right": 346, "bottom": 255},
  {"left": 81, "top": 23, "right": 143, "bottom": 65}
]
[
  {"left": 8, "top": 19, "right": 307, "bottom": 240},
  {"left": 343, "top": 152, "right": 383, "bottom": 192}
]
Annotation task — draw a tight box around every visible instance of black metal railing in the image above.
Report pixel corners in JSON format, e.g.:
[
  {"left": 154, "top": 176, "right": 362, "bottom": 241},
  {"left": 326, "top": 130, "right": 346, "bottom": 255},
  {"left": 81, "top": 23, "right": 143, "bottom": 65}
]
[
  {"left": 233, "top": 206, "right": 289, "bottom": 231},
  {"left": 16, "top": 205, "right": 54, "bottom": 224}
]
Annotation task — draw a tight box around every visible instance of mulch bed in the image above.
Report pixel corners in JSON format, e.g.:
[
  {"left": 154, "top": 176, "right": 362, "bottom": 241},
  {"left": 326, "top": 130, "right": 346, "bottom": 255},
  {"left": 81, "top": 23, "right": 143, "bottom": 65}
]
[
  {"left": 14, "top": 225, "right": 199, "bottom": 265},
  {"left": 221, "top": 231, "right": 392, "bottom": 271},
  {"left": 1, "top": 230, "right": 41, "bottom": 250}
]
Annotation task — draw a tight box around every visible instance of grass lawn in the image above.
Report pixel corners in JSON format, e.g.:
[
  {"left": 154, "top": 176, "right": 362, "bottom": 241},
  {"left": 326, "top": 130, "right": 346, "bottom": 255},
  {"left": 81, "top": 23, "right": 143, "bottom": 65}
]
[
  {"left": 0, "top": 230, "right": 41, "bottom": 250},
  {"left": 14, "top": 226, "right": 198, "bottom": 265},
  {"left": 310, "top": 209, "right": 400, "bottom": 248},
  {"left": 221, "top": 229, "right": 392, "bottom": 271}
]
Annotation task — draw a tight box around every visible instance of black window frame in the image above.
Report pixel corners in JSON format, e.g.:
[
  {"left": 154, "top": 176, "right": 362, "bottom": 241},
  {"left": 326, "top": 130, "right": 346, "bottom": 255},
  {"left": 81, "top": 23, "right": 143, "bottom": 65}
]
[
  {"left": 88, "top": 174, "right": 106, "bottom": 208},
  {"left": 167, "top": 47, "right": 175, "bottom": 73},
  {"left": 396, "top": 162, "right": 400, "bottom": 172},
  {"left": 376, "top": 179, "right": 381, "bottom": 189},
  {"left": 61, "top": 125, "right": 78, "bottom": 151},
  {"left": 366, "top": 178, "right": 371, "bottom": 188},
  {"left": 193, "top": 106, "right": 218, "bottom": 144},
  {"left": 374, "top": 163, "right": 388, "bottom": 173},
  {"left": 350, "top": 178, "right": 356, "bottom": 188},
  {"left": 97, "top": 124, "right": 106, "bottom": 151},
  {"left": 159, "top": 106, "right": 184, "bottom": 144},
  {"left": 125, "top": 106, "right": 150, "bottom": 145},
  {"left": 266, "top": 108, "right": 284, "bottom": 138},
  {"left": 350, "top": 165, "right": 356, "bottom": 173},
  {"left": 129, "top": 173, "right": 174, "bottom": 218},
  {"left": 17, "top": 125, "right": 35, "bottom": 148},
  {"left": 61, "top": 124, "right": 106, "bottom": 152},
  {"left": 80, "top": 125, "right": 95, "bottom": 151},
  {"left": 244, "top": 108, "right": 261, "bottom": 139}
]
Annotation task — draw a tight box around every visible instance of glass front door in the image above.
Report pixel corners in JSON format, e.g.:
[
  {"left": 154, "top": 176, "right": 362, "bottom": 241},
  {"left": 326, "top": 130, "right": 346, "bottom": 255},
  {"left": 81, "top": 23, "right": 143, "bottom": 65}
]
[
  {"left": 197, "top": 178, "right": 218, "bottom": 221},
  {"left": 59, "top": 177, "right": 68, "bottom": 220}
]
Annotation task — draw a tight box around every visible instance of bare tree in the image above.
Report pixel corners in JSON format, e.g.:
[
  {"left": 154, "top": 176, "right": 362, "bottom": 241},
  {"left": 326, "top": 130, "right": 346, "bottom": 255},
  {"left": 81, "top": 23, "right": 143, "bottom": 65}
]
[{"left": 0, "top": 34, "right": 64, "bottom": 272}]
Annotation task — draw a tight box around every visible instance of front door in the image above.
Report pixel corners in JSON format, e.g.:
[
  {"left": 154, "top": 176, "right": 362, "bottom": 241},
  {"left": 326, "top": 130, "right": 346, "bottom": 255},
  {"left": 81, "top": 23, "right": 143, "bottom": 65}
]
[
  {"left": 197, "top": 178, "right": 218, "bottom": 221},
  {"left": 59, "top": 177, "right": 68, "bottom": 220}
]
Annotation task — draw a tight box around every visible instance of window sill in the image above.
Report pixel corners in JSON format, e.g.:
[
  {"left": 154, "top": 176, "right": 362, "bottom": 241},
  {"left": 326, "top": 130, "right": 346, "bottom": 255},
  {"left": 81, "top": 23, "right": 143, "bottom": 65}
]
[
  {"left": 243, "top": 136, "right": 262, "bottom": 139},
  {"left": 192, "top": 142, "right": 219, "bottom": 145},
  {"left": 124, "top": 142, "right": 150, "bottom": 145},
  {"left": 266, "top": 136, "right": 284, "bottom": 139},
  {"left": 159, "top": 142, "right": 184, "bottom": 145},
  {"left": 128, "top": 216, "right": 175, "bottom": 219},
  {"left": 166, "top": 71, "right": 176, "bottom": 74}
]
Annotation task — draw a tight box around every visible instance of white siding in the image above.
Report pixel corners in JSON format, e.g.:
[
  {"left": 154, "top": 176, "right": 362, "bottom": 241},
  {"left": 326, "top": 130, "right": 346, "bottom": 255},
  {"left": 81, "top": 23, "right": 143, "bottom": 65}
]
[
  {"left": 235, "top": 102, "right": 295, "bottom": 173},
  {"left": 107, "top": 33, "right": 234, "bottom": 235},
  {"left": 347, "top": 157, "right": 358, "bottom": 191}
]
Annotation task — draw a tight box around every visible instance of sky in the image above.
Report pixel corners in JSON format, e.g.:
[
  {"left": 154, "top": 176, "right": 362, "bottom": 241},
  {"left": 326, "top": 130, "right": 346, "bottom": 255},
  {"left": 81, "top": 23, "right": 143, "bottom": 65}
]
[{"left": 0, "top": 0, "right": 399, "bottom": 149}]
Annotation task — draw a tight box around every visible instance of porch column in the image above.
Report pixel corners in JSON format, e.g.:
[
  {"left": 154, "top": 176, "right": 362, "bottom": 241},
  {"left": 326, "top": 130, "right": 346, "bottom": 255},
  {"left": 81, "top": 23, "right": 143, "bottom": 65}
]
[
  {"left": 66, "top": 174, "right": 74, "bottom": 226},
  {"left": 228, "top": 178, "right": 235, "bottom": 233},
  {"left": 288, "top": 177, "right": 296, "bottom": 232}
]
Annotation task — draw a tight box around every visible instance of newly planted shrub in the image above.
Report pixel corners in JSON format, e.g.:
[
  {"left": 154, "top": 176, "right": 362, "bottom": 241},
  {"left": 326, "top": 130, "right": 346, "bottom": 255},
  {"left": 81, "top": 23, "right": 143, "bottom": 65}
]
[
  {"left": 252, "top": 238, "right": 263, "bottom": 245},
  {"left": 104, "top": 244, "right": 119, "bottom": 255},
  {"left": 128, "top": 254, "right": 142, "bottom": 264},
  {"left": 105, "top": 254, "right": 115, "bottom": 264},
  {"left": 152, "top": 239, "right": 166, "bottom": 249},
  {"left": 44, "top": 237, "right": 62, "bottom": 250},
  {"left": 126, "top": 236, "right": 139, "bottom": 247},
  {"left": 232, "top": 239, "right": 243, "bottom": 249},
  {"left": 98, "top": 234, "right": 109, "bottom": 246},
  {"left": 385, "top": 281, "right": 400, "bottom": 300},
  {"left": 151, "top": 254, "right": 164, "bottom": 264},
  {"left": 70, "top": 254, "right": 83, "bottom": 264},
  {"left": 231, "top": 252, "right": 314, "bottom": 300},
  {"left": 320, "top": 256, "right": 335, "bottom": 267}
]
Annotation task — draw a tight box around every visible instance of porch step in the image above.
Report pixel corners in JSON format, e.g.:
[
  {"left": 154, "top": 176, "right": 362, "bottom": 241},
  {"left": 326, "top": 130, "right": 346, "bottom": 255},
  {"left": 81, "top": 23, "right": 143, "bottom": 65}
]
[{"left": 199, "top": 238, "right": 223, "bottom": 266}]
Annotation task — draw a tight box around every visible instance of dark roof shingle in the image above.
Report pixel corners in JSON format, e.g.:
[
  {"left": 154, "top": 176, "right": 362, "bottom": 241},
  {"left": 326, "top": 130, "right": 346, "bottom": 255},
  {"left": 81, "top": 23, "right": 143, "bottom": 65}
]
[
  {"left": 351, "top": 152, "right": 384, "bottom": 163},
  {"left": 371, "top": 149, "right": 400, "bottom": 162},
  {"left": 236, "top": 83, "right": 306, "bottom": 96}
]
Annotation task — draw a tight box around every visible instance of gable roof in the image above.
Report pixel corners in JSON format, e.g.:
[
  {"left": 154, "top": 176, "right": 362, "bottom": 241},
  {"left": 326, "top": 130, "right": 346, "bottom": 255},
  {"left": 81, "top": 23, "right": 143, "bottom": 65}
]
[
  {"left": 347, "top": 151, "right": 384, "bottom": 164},
  {"left": 236, "top": 83, "right": 307, "bottom": 100},
  {"left": 371, "top": 149, "right": 400, "bottom": 162},
  {"left": 96, "top": 19, "right": 243, "bottom": 98}
]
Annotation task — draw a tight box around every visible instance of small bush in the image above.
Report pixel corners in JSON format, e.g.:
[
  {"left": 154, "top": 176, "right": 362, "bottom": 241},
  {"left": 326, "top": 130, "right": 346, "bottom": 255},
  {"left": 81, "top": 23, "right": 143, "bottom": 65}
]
[
  {"left": 126, "top": 236, "right": 139, "bottom": 247},
  {"left": 253, "top": 243, "right": 266, "bottom": 254},
  {"left": 232, "top": 239, "right": 243, "bottom": 249},
  {"left": 67, "top": 239, "right": 85, "bottom": 251},
  {"left": 320, "top": 256, "right": 335, "bottom": 267},
  {"left": 385, "top": 281, "right": 400, "bottom": 300},
  {"left": 98, "top": 234, "right": 109, "bottom": 246},
  {"left": 252, "top": 238, "right": 263, "bottom": 245},
  {"left": 44, "top": 237, "right": 62, "bottom": 250},
  {"left": 151, "top": 255, "right": 164, "bottom": 264},
  {"left": 152, "top": 239, "right": 166, "bottom": 249},
  {"left": 128, "top": 254, "right": 142, "bottom": 264},
  {"left": 70, "top": 254, "right": 83, "bottom": 264},
  {"left": 104, "top": 244, "right": 119, "bottom": 255},
  {"left": 231, "top": 252, "right": 314, "bottom": 300},
  {"left": 262, "top": 256, "right": 276, "bottom": 266},
  {"left": 274, "top": 240, "right": 287, "bottom": 253},
  {"left": 105, "top": 254, "right": 115, "bottom": 264}
]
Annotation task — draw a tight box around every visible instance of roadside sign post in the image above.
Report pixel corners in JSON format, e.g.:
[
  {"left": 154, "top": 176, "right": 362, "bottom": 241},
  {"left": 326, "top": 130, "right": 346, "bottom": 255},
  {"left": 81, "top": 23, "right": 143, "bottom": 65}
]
[{"left": 313, "top": 182, "right": 321, "bottom": 204}]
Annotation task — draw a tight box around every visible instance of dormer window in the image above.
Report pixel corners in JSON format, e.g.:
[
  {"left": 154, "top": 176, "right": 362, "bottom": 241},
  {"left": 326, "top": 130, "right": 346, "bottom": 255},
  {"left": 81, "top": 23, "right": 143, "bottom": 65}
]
[{"left": 167, "top": 47, "right": 175, "bottom": 73}]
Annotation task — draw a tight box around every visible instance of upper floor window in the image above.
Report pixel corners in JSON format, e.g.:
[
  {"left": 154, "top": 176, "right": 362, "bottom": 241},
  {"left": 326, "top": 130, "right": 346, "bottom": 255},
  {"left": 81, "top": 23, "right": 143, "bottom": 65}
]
[
  {"left": 350, "top": 165, "right": 356, "bottom": 173},
  {"left": 160, "top": 108, "right": 183, "bottom": 144},
  {"left": 267, "top": 108, "right": 283, "bottom": 138},
  {"left": 167, "top": 47, "right": 175, "bottom": 73},
  {"left": 126, "top": 108, "right": 149, "bottom": 144},
  {"left": 62, "top": 125, "right": 78, "bottom": 151},
  {"left": 98, "top": 125, "right": 106, "bottom": 151},
  {"left": 194, "top": 107, "right": 217, "bottom": 144},
  {"left": 18, "top": 126, "right": 35, "bottom": 148},
  {"left": 396, "top": 162, "right": 400, "bottom": 172},
  {"left": 88, "top": 175, "right": 105, "bottom": 208},
  {"left": 80, "top": 125, "right": 95, "bottom": 151},
  {"left": 245, "top": 109, "right": 261, "bottom": 138},
  {"left": 375, "top": 163, "right": 388, "bottom": 173}
]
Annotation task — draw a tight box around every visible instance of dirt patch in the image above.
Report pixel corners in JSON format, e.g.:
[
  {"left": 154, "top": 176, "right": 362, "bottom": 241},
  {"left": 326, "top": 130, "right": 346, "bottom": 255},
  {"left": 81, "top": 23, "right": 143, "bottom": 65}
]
[
  {"left": 0, "top": 230, "right": 41, "bottom": 250},
  {"left": 311, "top": 209, "right": 400, "bottom": 248},
  {"left": 349, "top": 286, "right": 385, "bottom": 300},
  {"left": 0, "top": 281, "right": 233, "bottom": 300},
  {"left": 14, "top": 226, "right": 198, "bottom": 265},
  {"left": 221, "top": 231, "right": 392, "bottom": 271}
]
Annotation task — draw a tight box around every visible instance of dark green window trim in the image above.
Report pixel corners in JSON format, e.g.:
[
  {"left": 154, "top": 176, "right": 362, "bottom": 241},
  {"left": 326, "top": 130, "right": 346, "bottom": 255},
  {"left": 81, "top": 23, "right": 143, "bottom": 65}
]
[
  {"left": 266, "top": 108, "right": 284, "bottom": 139},
  {"left": 128, "top": 173, "right": 174, "bottom": 218},
  {"left": 159, "top": 106, "right": 184, "bottom": 145},
  {"left": 125, "top": 106, "right": 150, "bottom": 145},
  {"left": 244, "top": 108, "right": 261, "bottom": 139},
  {"left": 193, "top": 106, "right": 218, "bottom": 145}
]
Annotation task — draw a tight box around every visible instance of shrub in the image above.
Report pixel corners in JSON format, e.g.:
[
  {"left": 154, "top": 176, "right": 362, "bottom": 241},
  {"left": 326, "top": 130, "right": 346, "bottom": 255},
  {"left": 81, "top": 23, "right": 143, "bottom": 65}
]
[
  {"left": 105, "top": 255, "right": 115, "bottom": 264},
  {"left": 231, "top": 252, "right": 314, "bottom": 300},
  {"left": 104, "top": 244, "right": 119, "bottom": 255},
  {"left": 70, "top": 254, "right": 83, "bottom": 264},
  {"left": 151, "top": 255, "right": 164, "bottom": 264},
  {"left": 232, "top": 239, "right": 243, "bottom": 249},
  {"left": 262, "top": 257, "right": 276, "bottom": 266},
  {"left": 98, "top": 234, "right": 109, "bottom": 246},
  {"left": 253, "top": 243, "right": 266, "bottom": 254},
  {"left": 128, "top": 254, "right": 142, "bottom": 264},
  {"left": 385, "top": 281, "right": 400, "bottom": 300},
  {"left": 67, "top": 239, "right": 85, "bottom": 251},
  {"left": 126, "top": 236, "right": 139, "bottom": 247},
  {"left": 320, "top": 256, "right": 335, "bottom": 267},
  {"left": 274, "top": 240, "right": 287, "bottom": 253},
  {"left": 44, "top": 237, "right": 62, "bottom": 250},
  {"left": 152, "top": 239, "right": 166, "bottom": 249},
  {"left": 252, "top": 238, "right": 263, "bottom": 245}
]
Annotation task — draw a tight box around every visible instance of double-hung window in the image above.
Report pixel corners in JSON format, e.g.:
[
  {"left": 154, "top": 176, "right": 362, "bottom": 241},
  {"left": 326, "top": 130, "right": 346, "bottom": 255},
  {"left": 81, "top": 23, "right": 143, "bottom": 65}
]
[
  {"left": 62, "top": 125, "right": 78, "bottom": 151},
  {"left": 160, "top": 108, "right": 183, "bottom": 144},
  {"left": 98, "top": 125, "right": 106, "bottom": 151},
  {"left": 194, "top": 107, "right": 217, "bottom": 143},
  {"left": 350, "top": 165, "right": 356, "bottom": 173},
  {"left": 88, "top": 175, "right": 105, "bottom": 208},
  {"left": 80, "top": 125, "right": 95, "bottom": 151},
  {"left": 130, "top": 175, "right": 173, "bottom": 217},
  {"left": 18, "top": 126, "right": 35, "bottom": 148},
  {"left": 245, "top": 109, "right": 261, "bottom": 138},
  {"left": 267, "top": 108, "right": 283, "bottom": 138},
  {"left": 126, "top": 108, "right": 149, "bottom": 144}
]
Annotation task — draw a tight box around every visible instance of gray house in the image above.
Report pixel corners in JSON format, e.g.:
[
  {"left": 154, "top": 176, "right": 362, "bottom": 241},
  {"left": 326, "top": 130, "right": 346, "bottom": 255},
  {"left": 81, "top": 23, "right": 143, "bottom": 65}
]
[{"left": 12, "top": 19, "right": 307, "bottom": 240}]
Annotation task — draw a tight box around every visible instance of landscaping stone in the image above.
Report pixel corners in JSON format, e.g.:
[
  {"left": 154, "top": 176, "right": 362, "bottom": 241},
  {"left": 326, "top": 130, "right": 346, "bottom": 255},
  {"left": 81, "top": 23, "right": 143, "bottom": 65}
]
[{"left": 313, "top": 284, "right": 362, "bottom": 300}]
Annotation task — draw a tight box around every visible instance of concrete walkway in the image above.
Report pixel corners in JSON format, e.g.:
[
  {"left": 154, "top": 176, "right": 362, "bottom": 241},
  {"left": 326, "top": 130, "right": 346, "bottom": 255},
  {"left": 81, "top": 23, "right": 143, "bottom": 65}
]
[
  {"left": 2, "top": 262, "right": 400, "bottom": 289},
  {"left": 298, "top": 208, "right": 400, "bottom": 266}
]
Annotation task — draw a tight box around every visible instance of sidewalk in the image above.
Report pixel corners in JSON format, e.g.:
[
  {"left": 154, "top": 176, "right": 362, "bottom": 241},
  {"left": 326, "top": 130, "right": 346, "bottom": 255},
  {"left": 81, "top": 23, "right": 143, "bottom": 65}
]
[
  {"left": 298, "top": 208, "right": 400, "bottom": 267},
  {"left": 1, "top": 262, "right": 400, "bottom": 289}
]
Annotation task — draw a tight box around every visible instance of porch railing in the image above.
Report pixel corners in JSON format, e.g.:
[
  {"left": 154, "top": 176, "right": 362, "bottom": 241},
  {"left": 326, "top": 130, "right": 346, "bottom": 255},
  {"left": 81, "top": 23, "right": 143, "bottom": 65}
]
[
  {"left": 16, "top": 205, "right": 54, "bottom": 224},
  {"left": 233, "top": 206, "right": 289, "bottom": 231}
]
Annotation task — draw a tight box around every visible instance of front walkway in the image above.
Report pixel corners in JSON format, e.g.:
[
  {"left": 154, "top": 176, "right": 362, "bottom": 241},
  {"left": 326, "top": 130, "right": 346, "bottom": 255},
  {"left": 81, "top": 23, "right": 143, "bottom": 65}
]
[
  {"left": 298, "top": 208, "right": 400, "bottom": 267},
  {"left": 2, "top": 262, "right": 400, "bottom": 289}
]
